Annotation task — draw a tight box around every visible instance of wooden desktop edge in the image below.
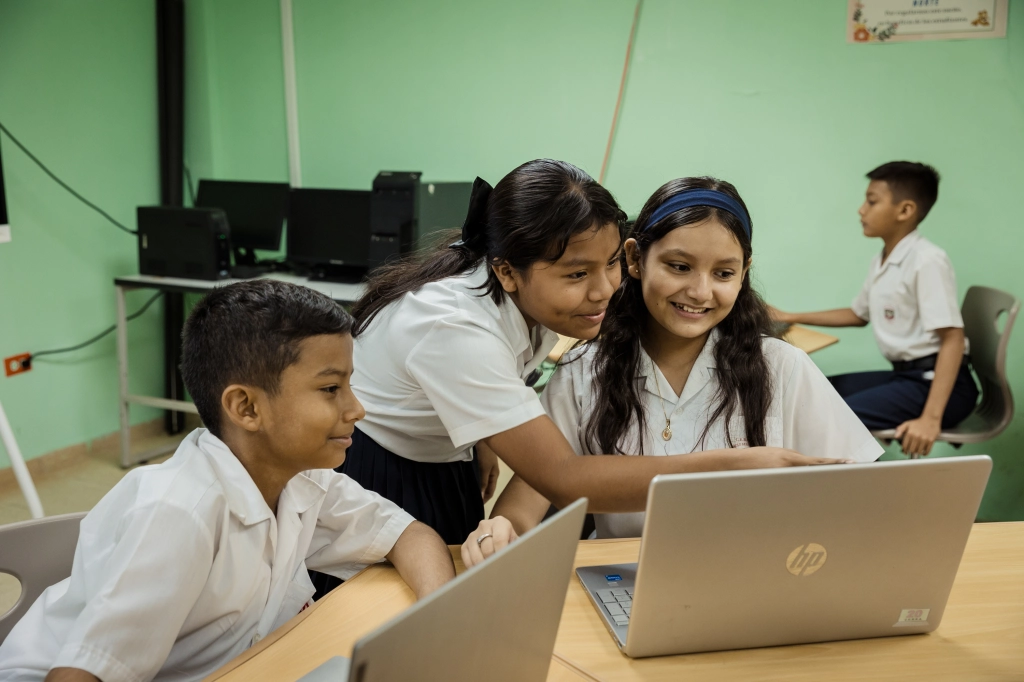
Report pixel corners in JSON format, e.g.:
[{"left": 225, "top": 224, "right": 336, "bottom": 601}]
[{"left": 547, "top": 325, "right": 839, "bottom": 363}]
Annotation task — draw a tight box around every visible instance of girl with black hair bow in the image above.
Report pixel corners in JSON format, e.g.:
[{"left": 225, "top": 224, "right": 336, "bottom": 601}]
[
  {"left": 341, "top": 162, "right": 846, "bottom": 558},
  {"left": 466, "top": 176, "right": 881, "bottom": 555}
]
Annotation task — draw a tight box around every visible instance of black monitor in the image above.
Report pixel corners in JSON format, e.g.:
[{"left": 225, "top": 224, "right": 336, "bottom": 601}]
[
  {"left": 195, "top": 180, "right": 290, "bottom": 264},
  {"left": 287, "top": 188, "right": 372, "bottom": 281}
]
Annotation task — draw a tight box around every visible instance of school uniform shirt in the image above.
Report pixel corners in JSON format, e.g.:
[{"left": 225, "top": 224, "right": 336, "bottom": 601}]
[
  {"left": 541, "top": 332, "right": 883, "bottom": 539},
  {"left": 850, "top": 230, "right": 967, "bottom": 362},
  {"left": 352, "top": 263, "right": 560, "bottom": 463},
  {"left": 0, "top": 429, "right": 414, "bottom": 682}
]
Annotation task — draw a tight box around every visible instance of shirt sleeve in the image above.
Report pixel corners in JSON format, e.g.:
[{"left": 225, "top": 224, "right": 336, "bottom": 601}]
[
  {"left": 539, "top": 355, "right": 586, "bottom": 456},
  {"left": 305, "top": 472, "right": 415, "bottom": 580},
  {"left": 778, "top": 348, "right": 883, "bottom": 463},
  {"left": 406, "top": 314, "right": 546, "bottom": 449},
  {"left": 915, "top": 254, "right": 963, "bottom": 331},
  {"left": 851, "top": 269, "right": 872, "bottom": 322},
  {"left": 53, "top": 503, "right": 215, "bottom": 682}
]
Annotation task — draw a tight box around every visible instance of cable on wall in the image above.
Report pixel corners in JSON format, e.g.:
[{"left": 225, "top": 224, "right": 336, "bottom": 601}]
[
  {"left": 598, "top": 0, "right": 644, "bottom": 185},
  {"left": 30, "top": 291, "right": 164, "bottom": 363},
  {"left": 0, "top": 120, "right": 137, "bottom": 235}
]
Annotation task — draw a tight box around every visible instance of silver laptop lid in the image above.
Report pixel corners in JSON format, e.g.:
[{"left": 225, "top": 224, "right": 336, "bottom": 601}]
[
  {"left": 624, "top": 456, "right": 991, "bottom": 658},
  {"left": 346, "top": 498, "right": 587, "bottom": 681}
]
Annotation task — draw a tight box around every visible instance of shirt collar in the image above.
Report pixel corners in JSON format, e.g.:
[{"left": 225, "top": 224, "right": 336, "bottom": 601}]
[
  {"left": 195, "top": 429, "right": 326, "bottom": 526},
  {"left": 880, "top": 229, "right": 921, "bottom": 268},
  {"left": 638, "top": 330, "right": 719, "bottom": 409}
]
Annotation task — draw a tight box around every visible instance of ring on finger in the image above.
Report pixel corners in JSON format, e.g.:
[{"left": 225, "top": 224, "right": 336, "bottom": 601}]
[{"left": 476, "top": 532, "right": 493, "bottom": 547}]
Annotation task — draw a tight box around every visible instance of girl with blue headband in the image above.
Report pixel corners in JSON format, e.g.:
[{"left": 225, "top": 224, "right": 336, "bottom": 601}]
[{"left": 467, "top": 176, "right": 882, "bottom": 553}]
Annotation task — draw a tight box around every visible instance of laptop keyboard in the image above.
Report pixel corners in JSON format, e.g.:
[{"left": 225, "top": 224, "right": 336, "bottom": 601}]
[{"left": 596, "top": 587, "right": 633, "bottom": 626}]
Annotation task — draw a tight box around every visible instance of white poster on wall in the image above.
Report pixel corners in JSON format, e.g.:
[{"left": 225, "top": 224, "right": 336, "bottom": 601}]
[{"left": 848, "top": 0, "right": 1008, "bottom": 43}]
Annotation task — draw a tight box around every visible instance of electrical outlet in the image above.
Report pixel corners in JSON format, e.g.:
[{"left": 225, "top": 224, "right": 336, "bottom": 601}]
[{"left": 4, "top": 353, "right": 31, "bottom": 377}]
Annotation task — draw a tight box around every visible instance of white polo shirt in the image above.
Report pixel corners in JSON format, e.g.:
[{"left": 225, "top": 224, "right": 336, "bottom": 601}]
[
  {"left": 851, "top": 230, "right": 966, "bottom": 362},
  {"left": 0, "top": 429, "right": 414, "bottom": 682},
  {"left": 352, "top": 264, "right": 559, "bottom": 463},
  {"left": 541, "top": 333, "right": 882, "bottom": 538}
]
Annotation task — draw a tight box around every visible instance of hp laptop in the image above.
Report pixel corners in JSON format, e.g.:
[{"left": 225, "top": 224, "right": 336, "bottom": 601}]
[
  {"left": 577, "top": 456, "right": 991, "bottom": 658},
  {"left": 299, "top": 498, "right": 587, "bottom": 681}
]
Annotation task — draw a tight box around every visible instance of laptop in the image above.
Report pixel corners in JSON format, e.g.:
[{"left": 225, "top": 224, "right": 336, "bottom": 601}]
[
  {"left": 576, "top": 456, "right": 991, "bottom": 658},
  {"left": 299, "top": 498, "right": 587, "bottom": 681}
]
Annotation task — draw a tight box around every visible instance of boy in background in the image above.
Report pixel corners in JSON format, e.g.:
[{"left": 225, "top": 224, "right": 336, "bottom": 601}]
[
  {"left": 773, "top": 161, "right": 977, "bottom": 457},
  {"left": 0, "top": 280, "right": 455, "bottom": 682}
]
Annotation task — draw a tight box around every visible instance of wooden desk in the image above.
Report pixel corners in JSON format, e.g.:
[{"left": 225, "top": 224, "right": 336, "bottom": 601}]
[
  {"left": 547, "top": 325, "right": 839, "bottom": 363},
  {"left": 209, "top": 523, "right": 1022, "bottom": 681},
  {"left": 205, "top": 547, "right": 589, "bottom": 682}
]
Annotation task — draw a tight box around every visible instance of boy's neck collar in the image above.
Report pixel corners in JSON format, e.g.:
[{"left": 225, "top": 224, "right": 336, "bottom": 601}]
[
  {"left": 219, "top": 429, "right": 303, "bottom": 514},
  {"left": 881, "top": 226, "right": 920, "bottom": 262}
]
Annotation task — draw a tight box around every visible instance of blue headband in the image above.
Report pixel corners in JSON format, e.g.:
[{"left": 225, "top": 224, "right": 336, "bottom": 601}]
[{"left": 643, "top": 189, "right": 752, "bottom": 239}]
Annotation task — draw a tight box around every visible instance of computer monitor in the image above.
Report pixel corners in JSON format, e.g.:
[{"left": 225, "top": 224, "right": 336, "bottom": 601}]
[
  {"left": 415, "top": 181, "right": 472, "bottom": 251},
  {"left": 287, "top": 188, "right": 372, "bottom": 281},
  {"left": 195, "top": 180, "right": 290, "bottom": 264}
]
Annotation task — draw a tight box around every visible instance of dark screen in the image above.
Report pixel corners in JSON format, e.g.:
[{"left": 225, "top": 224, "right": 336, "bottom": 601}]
[
  {"left": 287, "top": 188, "right": 371, "bottom": 266},
  {"left": 195, "top": 180, "right": 289, "bottom": 250},
  {"left": 0, "top": 144, "right": 8, "bottom": 227}
]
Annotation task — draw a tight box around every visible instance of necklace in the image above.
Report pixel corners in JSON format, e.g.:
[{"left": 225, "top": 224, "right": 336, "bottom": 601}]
[{"left": 651, "top": 361, "right": 673, "bottom": 441}]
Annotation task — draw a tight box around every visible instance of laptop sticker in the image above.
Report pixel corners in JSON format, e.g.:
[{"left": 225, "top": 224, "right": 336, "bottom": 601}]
[
  {"left": 605, "top": 574, "right": 623, "bottom": 582},
  {"left": 893, "top": 608, "right": 930, "bottom": 627}
]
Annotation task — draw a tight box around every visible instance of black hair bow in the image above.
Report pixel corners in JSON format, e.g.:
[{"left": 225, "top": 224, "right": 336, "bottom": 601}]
[{"left": 449, "top": 176, "right": 492, "bottom": 253}]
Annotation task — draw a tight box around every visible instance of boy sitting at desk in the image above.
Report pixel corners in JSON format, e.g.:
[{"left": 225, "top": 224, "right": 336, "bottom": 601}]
[
  {"left": 773, "top": 161, "right": 977, "bottom": 457},
  {"left": 0, "top": 280, "right": 455, "bottom": 682}
]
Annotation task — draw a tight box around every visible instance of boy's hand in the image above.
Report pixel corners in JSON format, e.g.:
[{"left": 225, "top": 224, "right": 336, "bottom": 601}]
[
  {"left": 461, "top": 516, "right": 518, "bottom": 569},
  {"left": 894, "top": 416, "right": 941, "bottom": 457}
]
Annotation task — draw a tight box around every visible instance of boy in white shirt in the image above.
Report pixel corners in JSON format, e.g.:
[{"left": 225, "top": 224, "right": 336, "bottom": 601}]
[
  {"left": 0, "top": 280, "right": 455, "bottom": 682},
  {"left": 773, "top": 161, "right": 978, "bottom": 457}
]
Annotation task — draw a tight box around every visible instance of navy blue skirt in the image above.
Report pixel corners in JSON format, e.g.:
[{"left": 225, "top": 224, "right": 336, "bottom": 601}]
[{"left": 340, "top": 427, "right": 485, "bottom": 544}]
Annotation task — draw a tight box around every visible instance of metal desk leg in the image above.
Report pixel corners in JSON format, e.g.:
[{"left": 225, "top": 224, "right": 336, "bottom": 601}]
[{"left": 116, "top": 285, "right": 132, "bottom": 468}]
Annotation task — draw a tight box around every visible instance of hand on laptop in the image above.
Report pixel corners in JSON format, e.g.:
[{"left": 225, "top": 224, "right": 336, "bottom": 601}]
[
  {"left": 730, "top": 448, "right": 854, "bottom": 468},
  {"left": 462, "top": 516, "right": 518, "bottom": 569}
]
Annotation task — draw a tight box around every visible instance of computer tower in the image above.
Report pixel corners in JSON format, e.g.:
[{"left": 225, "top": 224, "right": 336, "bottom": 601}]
[
  {"left": 369, "top": 171, "right": 421, "bottom": 268},
  {"left": 137, "top": 206, "right": 231, "bottom": 280},
  {"left": 415, "top": 181, "right": 473, "bottom": 251}
]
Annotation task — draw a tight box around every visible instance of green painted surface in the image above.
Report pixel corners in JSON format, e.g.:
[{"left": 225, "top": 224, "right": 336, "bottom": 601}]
[
  {"left": 0, "top": 0, "right": 165, "bottom": 467},
  {"left": 3, "top": 0, "right": 1022, "bottom": 520}
]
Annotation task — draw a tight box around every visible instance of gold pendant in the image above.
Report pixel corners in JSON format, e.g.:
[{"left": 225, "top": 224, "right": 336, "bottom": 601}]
[{"left": 662, "top": 419, "right": 672, "bottom": 441}]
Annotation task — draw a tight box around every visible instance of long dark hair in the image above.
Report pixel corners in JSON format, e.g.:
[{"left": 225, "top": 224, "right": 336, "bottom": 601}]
[
  {"left": 351, "top": 159, "right": 627, "bottom": 335},
  {"left": 584, "top": 177, "right": 774, "bottom": 455}
]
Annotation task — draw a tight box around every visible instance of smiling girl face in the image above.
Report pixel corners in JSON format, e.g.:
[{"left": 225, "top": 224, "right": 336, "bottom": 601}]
[{"left": 625, "top": 218, "right": 749, "bottom": 343}]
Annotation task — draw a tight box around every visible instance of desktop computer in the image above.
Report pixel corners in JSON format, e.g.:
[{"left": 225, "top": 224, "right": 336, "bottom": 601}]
[
  {"left": 368, "top": 171, "right": 420, "bottom": 268},
  {"left": 195, "top": 179, "right": 290, "bottom": 274},
  {"left": 136, "top": 206, "right": 231, "bottom": 280},
  {"left": 287, "top": 188, "right": 372, "bottom": 282}
]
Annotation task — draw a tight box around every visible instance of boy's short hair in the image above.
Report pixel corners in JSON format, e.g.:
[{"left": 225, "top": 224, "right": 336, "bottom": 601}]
[
  {"left": 866, "top": 161, "right": 941, "bottom": 222},
  {"left": 181, "top": 280, "right": 354, "bottom": 436}
]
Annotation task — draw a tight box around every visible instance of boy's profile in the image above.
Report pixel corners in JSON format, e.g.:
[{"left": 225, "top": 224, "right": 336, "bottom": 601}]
[
  {"left": 773, "top": 161, "right": 978, "bottom": 457},
  {"left": 0, "top": 280, "right": 455, "bottom": 682}
]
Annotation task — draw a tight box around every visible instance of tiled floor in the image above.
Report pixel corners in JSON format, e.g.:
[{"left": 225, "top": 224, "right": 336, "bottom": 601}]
[
  {"left": 0, "top": 429, "right": 514, "bottom": 619},
  {"left": 0, "top": 428, "right": 184, "bottom": 617}
]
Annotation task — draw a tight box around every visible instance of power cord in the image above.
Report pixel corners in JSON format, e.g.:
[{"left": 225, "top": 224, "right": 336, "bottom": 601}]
[
  {"left": 183, "top": 162, "right": 197, "bottom": 206},
  {"left": 0, "top": 120, "right": 137, "bottom": 235},
  {"left": 28, "top": 291, "right": 164, "bottom": 363}
]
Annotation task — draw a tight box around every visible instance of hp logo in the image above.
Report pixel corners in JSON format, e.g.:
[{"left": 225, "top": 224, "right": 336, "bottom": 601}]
[{"left": 787, "top": 543, "right": 827, "bottom": 576}]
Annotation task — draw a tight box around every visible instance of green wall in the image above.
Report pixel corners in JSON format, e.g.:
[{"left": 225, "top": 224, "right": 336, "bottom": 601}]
[
  {"left": 0, "top": 0, "right": 165, "bottom": 467},
  {"left": 188, "top": 0, "right": 1023, "bottom": 520}
]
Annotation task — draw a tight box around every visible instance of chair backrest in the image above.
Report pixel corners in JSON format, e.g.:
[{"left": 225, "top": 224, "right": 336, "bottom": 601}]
[
  {"left": 0, "top": 512, "right": 86, "bottom": 644},
  {"left": 962, "top": 286, "right": 1020, "bottom": 433}
]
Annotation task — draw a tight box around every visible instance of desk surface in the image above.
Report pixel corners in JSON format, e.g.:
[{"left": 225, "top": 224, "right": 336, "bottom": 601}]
[
  {"left": 209, "top": 522, "right": 1022, "bottom": 682},
  {"left": 547, "top": 325, "right": 840, "bottom": 363},
  {"left": 115, "top": 273, "right": 365, "bottom": 303}
]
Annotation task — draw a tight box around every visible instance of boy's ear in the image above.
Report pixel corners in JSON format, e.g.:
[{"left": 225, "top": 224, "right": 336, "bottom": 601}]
[
  {"left": 624, "top": 238, "right": 642, "bottom": 279},
  {"left": 490, "top": 260, "right": 520, "bottom": 294},
  {"left": 221, "top": 384, "right": 263, "bottom": 433},
  {"left": 896, "top": 198, "right": 919, "bottom": 223}
]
